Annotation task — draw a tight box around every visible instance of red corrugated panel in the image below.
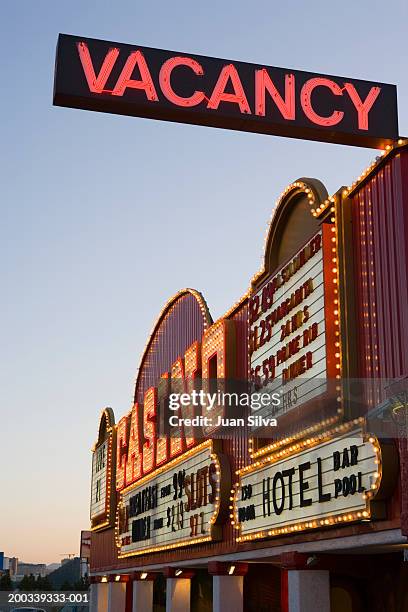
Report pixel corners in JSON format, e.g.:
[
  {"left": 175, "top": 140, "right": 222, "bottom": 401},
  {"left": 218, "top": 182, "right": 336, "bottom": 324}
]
[
  {"left": 134, "top": 291, "right": 210, "bottom": 405},
  {"left": 351, "top": 147, "right": 408, "bottom": 534},
  {"left": 352, "top": 152, "right": 408, "bottom": 380}
]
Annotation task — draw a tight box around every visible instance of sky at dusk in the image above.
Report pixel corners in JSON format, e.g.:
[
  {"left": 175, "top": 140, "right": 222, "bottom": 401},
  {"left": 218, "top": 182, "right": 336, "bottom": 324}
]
[{"left": 1, "top": 0, "right": 408, "bottom": 564}]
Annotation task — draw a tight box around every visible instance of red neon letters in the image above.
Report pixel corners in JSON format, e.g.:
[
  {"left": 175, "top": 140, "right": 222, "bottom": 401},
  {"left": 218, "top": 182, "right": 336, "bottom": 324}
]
[
  {"left": 114, "top": 324, "right": 233, "bottom": 492},
  {"left": 343, "top": 83, "right": 381, "bottom": 130},
  {"left": 116, "top": 416, "right": 128, "bottom": 491},
  {"left": 125, "top": 403, "right": 142, "bottom": 486},
  {"left": 77, "top": 42, "right": 120, "bottom": 94},
  {"left": 77, "top": 42, "right": 382, "bottom": 131},
  {"left": 142, "top": 387, "right": 157, "bottom": 475},
  {"left": 159, "top": 56, "right": 205, "bottom": 107},
  {"left": 112, "top": 50, "right": 158, "bottom": 99},
  {"left": 255, "top": 70, "right": 295, "bottom": 119},
  {"left": 207, "top": 63, "right": 251, "bottom": 114},
  {"left": 301, "top": 78, "right": 344, "bottom": 127}
]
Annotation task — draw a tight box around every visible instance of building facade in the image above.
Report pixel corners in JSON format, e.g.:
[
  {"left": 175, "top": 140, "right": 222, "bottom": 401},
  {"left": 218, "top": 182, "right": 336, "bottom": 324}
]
[{"left": 88, "top": 142, "right": 408, "bottom": 612}]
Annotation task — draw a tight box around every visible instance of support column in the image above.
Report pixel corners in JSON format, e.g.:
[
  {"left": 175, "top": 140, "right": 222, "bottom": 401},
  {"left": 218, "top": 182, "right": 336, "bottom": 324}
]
[
  {"left": 107, "top": 575, "right": 127, "bottom": 612},
  {"left": 91, "top": 579, "right": 108, "bottom": 612},
  {"left": 132, "top": 571, "right": 155, "bottom": 612},
  {"left": 89, "top": 578, "right": 99, "bottom": 612},
  {"left": 280, "top": 553, "right": 330, "bottom": 612},
  {"left": 209, "top": 562, "right": 248, "bottom": 612},
  {"left": 287, "top": 570, "right": 330, "bottom": 612},
  {"left": 164, "top": 568, "right": 194, "bottom": 612}
]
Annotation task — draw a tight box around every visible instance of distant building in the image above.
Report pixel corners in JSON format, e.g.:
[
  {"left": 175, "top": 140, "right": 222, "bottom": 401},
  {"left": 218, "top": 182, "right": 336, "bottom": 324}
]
[
  {"left": 0, "top": 555, "right": 17, "bottom": 578},
  {"left": 16, "top": 562, "right": 47, "bottom": 578},
  {"left": 8, "top": 557, "right": 18, "bottom": 578}
]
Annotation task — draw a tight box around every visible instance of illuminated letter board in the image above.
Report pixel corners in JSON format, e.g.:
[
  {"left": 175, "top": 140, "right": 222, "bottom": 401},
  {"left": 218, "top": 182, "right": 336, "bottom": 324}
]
[
  {"left": 249, "top": 227, "right": 338, "bottom": 420},
  {"left": 115, "top": 440, "right": 229, "bottom": 557},
  {"left": 90, "top": 409, "right": 115, "bottom": 531},
  {"left": 53, "top": 34, "right": 398, "bottom": 149},
  {"left": 233, "top": 426, "right": 382, "bottom": 541}
]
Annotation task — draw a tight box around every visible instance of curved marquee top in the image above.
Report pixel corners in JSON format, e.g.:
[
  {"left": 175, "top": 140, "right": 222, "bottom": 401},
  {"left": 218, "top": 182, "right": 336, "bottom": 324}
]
[
  {"left": 133, "top": 288, "right": 212, "bottom": 404},
  {"left": 252, "top": 177, "right": 328, "bottom": 287},
  {"left": 93, "top": 406, "right": 115, "bottom": 451}
]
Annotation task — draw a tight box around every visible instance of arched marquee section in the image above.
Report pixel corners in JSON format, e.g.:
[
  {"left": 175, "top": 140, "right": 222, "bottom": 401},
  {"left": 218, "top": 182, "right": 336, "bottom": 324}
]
[
  {"left": 90, "top": 407, "right": 116, "bottom": 531},
  {"left": 95, "top": 407, "right": 115, "bottom": 447},
  {"left": 134, "top": 288, "right": 212, "bottom": 405},
  {"left": 248, "top": 177, "right": 341, "bottom": 451},
  {"left": 253, "top": 178, "right": 328, "bottom": 285}
]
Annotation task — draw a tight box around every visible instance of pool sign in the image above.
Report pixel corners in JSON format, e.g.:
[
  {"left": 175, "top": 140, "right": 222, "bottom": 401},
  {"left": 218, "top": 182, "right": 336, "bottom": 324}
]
[{"left": 234, "top": 426, "right": 382, "bottom": 541}]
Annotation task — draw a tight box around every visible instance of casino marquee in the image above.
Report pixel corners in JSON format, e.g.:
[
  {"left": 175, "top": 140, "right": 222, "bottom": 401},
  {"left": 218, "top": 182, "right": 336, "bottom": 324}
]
[{"left": 53, "top": 32, "right": 408, "bottom": 612}]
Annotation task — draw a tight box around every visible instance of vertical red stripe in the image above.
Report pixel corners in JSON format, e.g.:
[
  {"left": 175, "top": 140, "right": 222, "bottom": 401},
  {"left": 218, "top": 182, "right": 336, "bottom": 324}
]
[
  {"left": 125, "top": 580, "right": 133, "bottom": 612},
  {"left": 280, "top": 569, "right": 289, "bottom": 612}
]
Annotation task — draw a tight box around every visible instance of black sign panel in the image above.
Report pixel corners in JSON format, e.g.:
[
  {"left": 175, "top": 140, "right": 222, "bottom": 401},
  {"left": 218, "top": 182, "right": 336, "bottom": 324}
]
[{"left": 53, "top": 34, "right": 398, "bottom": 148}]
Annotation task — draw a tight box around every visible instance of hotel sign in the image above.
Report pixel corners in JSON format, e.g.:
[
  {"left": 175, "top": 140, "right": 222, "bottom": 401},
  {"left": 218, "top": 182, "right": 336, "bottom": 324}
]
[
  {"left": 53, "top": 34, "right": 398, "bottom": 148},
  {"left": 233, "top": 426, "right": 382, "bottom": 541},
  {"left": 116, "top": 440, "right": 229, "bottom": 557}
]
